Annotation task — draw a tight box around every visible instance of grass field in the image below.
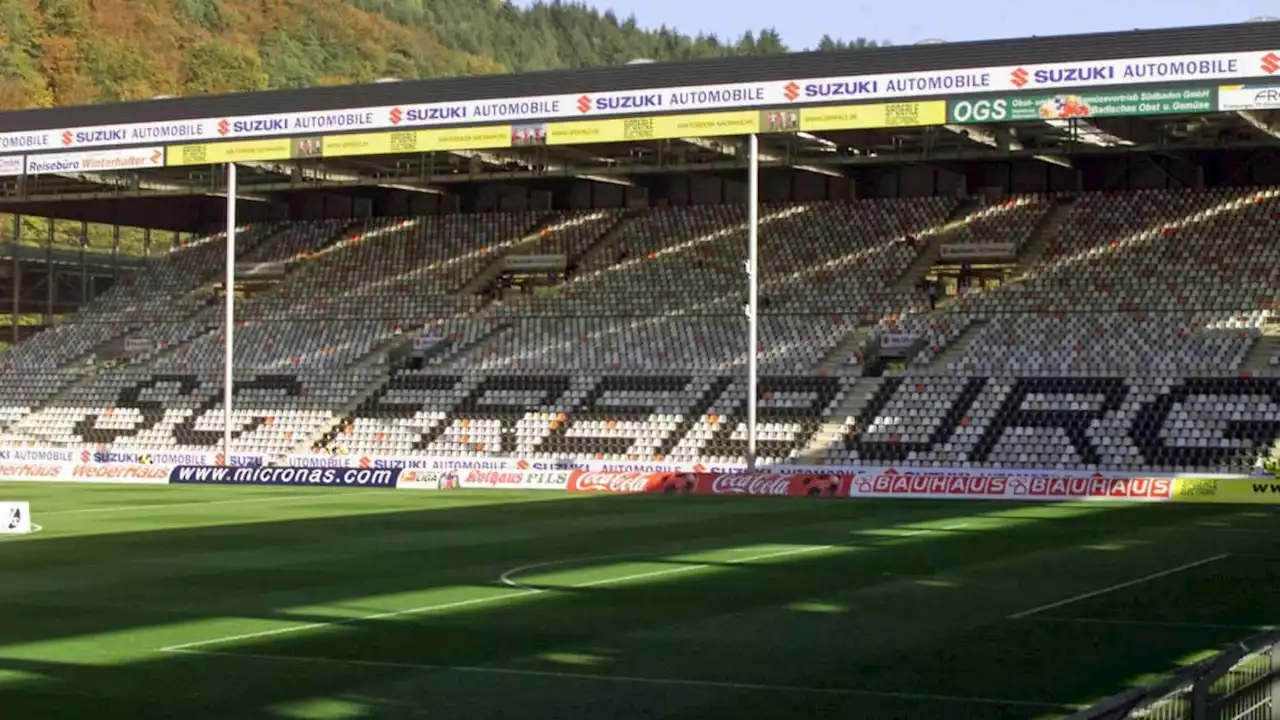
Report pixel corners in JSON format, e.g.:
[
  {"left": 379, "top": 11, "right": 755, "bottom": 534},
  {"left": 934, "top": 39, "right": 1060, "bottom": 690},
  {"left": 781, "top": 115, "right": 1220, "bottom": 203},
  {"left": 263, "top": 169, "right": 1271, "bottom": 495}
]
[{"left": 1, "top": 483, "right": 1278, "bottom": 719}]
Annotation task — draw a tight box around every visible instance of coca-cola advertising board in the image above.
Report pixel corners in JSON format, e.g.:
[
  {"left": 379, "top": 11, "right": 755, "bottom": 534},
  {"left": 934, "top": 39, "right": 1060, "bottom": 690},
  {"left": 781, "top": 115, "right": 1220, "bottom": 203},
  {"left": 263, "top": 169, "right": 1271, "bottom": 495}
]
[
  {"left": 565, "top": 471, "right": 675, "bottom": 494},
  {"left": 700, "top": 473, "right": 849, "bottom": 498}
]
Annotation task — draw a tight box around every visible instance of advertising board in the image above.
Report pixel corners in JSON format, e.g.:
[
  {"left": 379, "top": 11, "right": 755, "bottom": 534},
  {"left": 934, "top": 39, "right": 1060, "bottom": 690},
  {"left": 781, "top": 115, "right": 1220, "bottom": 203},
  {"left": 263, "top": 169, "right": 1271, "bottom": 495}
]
[
  {"left": 1171, "top": 477, "right": 1280, "bottom": 504},
  {"left": 0, "top": 49, "right": 1267, "bottom": 155},
  {"left": 169, "top": 465, "right": 400, "bottom": 488},
  {"left": 847, "top": 468, "right": 1175, "bottom": 501},
  {"left": 1218, "top": 83, "right": 1280, "bottom": 111},
  {"left": 452, "top": 469, "right": 573, "bottom": 490},
  {"left": 24, "top": 147, "right": 164, "bottom": 175},
  {"left": 0, "top": 461, "right": 170, "bottom": 484},
  {"left": 800, "top": 101, "right": 946, "bottom": 131},
  {"left": 0, "top": 156, "right": 24, "bottom": 176},
  {"left": 948, "top": 86, "right": 1215, "bottom": 124}
]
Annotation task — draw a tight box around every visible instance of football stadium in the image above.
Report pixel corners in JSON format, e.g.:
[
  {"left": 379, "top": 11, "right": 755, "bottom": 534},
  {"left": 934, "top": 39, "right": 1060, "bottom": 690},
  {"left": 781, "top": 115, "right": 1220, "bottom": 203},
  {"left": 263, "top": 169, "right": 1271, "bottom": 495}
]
[{"left": 1, "top": 19, "right": 1280, "bottom": 719}]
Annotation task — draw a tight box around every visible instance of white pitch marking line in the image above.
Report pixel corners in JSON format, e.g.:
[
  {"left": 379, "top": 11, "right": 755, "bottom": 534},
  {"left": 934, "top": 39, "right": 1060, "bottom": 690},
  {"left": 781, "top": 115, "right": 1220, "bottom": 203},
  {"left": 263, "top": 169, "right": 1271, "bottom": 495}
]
[
  {"left": 1008, "top": 553, "right": 1231, "bottom": 620},
  {"left": 168, "top": 648, "right": 1067, "bottom": 710},
  {"left": 1022, "top": 616, "right": 1273, "bottom": 632},
  {"left": 161, "top": 524, "right": 967, "bottom": 653},
  {"left": 41, "top": 493, "right": 348, "bottom": 516}
]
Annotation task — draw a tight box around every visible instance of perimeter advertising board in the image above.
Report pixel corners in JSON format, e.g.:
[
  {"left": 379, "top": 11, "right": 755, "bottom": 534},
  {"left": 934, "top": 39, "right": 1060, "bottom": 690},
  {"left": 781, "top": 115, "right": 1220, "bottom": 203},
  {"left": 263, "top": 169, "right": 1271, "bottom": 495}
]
[
  {"left": 1171, "top": 476, "right": 1280, "bottom": 504},
  {"left": 1218, "top": 83, "right": 1280, "bottom": 111},
  {"left": 0, "top": 49, "right": 1271, "bottom": 155},
  {"left": 948, "top": 86, "right": 1216, "bottom": 124}
]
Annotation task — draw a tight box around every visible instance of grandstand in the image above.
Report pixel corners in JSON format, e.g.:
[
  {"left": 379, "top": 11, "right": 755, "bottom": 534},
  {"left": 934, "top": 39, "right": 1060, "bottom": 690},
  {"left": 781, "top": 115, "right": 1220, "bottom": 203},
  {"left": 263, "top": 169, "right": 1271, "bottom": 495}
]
[
  {"left": 3, "top": 23, "right": 1280, "bottom": 475},
  {"left": 1, "top": 20, "right": 1280, "bottom": 719}
]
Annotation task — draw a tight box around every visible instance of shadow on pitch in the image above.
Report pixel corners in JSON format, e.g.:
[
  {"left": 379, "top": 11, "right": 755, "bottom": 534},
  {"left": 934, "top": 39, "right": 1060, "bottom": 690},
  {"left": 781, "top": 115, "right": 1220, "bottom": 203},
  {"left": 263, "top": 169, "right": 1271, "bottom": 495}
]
[{"left": 0, "top": 493, "right": 1258, "bottom": 720}]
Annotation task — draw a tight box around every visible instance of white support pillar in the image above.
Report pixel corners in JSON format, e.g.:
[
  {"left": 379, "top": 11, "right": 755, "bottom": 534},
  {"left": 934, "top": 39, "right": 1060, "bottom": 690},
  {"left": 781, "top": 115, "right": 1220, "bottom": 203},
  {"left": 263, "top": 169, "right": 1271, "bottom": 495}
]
[
  {"left": 223, "top": 163, "right": 237, "bottom": 463},
  {"left": 746, "top": 135, "right": 759, "bottom": 472}
]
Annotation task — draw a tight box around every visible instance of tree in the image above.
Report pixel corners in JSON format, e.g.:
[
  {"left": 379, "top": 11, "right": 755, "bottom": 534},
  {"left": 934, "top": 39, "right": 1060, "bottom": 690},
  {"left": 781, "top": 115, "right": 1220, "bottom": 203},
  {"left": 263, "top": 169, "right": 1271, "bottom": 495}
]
[{"left": 180, "top": 40, "right": 268, "bottom": 95}]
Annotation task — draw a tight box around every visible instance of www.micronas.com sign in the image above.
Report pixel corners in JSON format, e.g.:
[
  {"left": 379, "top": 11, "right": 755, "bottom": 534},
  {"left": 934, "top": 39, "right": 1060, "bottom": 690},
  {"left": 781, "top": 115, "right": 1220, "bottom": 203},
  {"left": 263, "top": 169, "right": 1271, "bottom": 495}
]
[{"left": 948, "top": 86, "right": 1216, "bottom": 124}]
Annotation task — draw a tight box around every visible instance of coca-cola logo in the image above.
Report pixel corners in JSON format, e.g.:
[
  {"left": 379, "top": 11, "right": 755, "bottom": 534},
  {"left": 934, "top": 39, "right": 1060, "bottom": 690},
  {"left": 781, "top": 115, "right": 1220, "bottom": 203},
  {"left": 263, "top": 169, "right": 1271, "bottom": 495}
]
[
  {"left": 710, "top": 474, "right": 791, "bottom": 496},
  {"left": 572, "top": 472, "right": 655, "bottom": 493}
]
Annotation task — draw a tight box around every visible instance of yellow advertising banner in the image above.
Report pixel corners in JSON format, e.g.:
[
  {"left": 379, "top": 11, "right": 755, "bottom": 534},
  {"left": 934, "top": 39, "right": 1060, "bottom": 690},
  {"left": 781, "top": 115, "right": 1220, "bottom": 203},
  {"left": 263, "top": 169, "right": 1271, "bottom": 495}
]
[
  {"left": 1171, "top": 476, "right": 1280, "bottom": 504},
  {"left": 164, "top": 101, "right": 945, "bottom": 167},
  {"left": 651, "top": 111, "right": 761, "bottom": 139},
  {"left": 800, "top": 101, "right": 947, "bottom": 132},
  {"left": 322, "top": 131, "right": 424, "bottom": 158},
  {"left": 167, "top": 138, "right": 295, "bottom": 166},
  {"left": 547, "top": 110, "right": 762, "bottom": 146},
  {"left": 546, "top": 119, "right": 628, "bottom": 146},
  {"left": 424, "top": 125, "right": 512, "bottom": 152}
]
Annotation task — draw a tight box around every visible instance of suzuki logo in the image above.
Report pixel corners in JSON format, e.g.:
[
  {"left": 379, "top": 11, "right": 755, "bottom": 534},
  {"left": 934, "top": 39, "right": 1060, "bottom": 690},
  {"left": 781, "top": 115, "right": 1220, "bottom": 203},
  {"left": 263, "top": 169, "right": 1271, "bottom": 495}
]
[
  {"left": 516, "top": 459, "right": 530, "bottom": 470},
  {"left": 783, "top": 81, "right": 800, "bottom": 101},
  {"left": 1010, "top": 68, "right": 1030, "bottom": 88},
  {"left": 576, "top": 95, "right": 592, "bottom": 113},
  {"left": 389, "top": 107, "right": 402, "bottom": 124},
  {"left": 61, "top": 130, "right": 73, "bottom": 146},
  {"left": 1263, "top": 52, "right": 1280, "bottom": 74},
  {"left": 217, "top": 119, "right": 231, "bottom": 136}
]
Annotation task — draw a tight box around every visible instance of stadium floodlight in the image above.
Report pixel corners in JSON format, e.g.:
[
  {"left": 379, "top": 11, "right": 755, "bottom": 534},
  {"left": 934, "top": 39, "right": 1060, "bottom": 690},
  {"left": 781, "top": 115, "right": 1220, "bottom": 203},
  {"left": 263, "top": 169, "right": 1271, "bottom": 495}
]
[
  {"left": 223, "top": 163, "right": 236, "bottom": 462},
  {"left": 746, "top": 134, "right": 759, "bottom": 471}
]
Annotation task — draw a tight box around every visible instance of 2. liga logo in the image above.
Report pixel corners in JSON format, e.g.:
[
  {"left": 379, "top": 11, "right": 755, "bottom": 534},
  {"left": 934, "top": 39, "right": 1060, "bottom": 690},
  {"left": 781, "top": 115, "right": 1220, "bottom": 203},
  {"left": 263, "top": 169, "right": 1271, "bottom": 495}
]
[{"left": 6, "top": 506, "right": 20, "bottom": 530}]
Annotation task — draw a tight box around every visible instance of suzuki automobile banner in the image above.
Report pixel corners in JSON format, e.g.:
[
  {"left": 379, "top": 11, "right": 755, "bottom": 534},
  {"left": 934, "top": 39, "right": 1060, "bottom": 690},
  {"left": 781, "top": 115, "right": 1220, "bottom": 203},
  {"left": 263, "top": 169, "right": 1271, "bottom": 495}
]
[
  {"left": 169, "top": 466, "right": 400, "bottom": 488},
  {"left": 0, "top": 50, "right": 1272, "bottom": 154}
]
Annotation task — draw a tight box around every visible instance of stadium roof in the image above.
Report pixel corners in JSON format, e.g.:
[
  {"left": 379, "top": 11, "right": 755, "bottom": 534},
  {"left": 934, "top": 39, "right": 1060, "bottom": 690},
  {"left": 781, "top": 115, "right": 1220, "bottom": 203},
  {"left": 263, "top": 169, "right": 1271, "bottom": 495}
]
[
  {"left": 1, "top": 21, "right": 1277, "bottom": 232},
  {"left": 2, "top": 22, "right": 1273, "bottom": 133}
]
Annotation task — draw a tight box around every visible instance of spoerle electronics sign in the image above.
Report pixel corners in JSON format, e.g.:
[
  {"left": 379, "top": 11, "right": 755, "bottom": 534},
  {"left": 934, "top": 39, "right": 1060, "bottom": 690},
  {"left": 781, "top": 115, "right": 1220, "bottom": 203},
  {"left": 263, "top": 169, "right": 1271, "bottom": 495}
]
[
  {"left": 169, "top": 465, "right": 400, "bottom": 488},
  {"left": 0, "top": 156, "right": 23, "bottom": 176}
]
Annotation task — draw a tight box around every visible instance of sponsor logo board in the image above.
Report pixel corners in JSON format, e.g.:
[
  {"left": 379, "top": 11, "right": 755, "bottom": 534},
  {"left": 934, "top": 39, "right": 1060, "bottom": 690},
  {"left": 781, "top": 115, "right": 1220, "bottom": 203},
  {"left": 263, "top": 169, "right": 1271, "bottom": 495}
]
[
  {"left": 396, "top": 470, "right": 445, "bottom": 490},
  {"left": 1218, "top": 83, "right": 1280, "bottom": 111},
  {"left": 847, "top": 468, "right": 1174, "bottom": 500},
  {"left": 169, "top": 466, "right": 400, "bottom": 488},
  {"left": 454, "top": 469, "right": 573, "bottom": 490},
  {"left": 0, "top": 461, "right": 170, "bottom": 484},
  {"left": 0, "top": 50, "right": 1266, "bottom": 155},
  {"left": 1171, "top": 477, "right": 1280, "bottom": 504},
  {"left": 24, "top": 147, "right": 165, "bottom": 175},
  {"left": 948, "top": 86, "right": 1215, "bottom": 124},
  {"left": 0, "top": 155, "right": 24, "bottom": 176}
]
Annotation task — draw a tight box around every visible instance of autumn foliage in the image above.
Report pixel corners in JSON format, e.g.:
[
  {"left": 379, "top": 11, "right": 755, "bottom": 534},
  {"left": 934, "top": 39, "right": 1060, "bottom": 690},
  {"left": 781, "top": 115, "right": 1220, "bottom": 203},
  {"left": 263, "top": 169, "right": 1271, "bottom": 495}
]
[{"left": 0, "top": 0, "right": 879, "bottom": 111}]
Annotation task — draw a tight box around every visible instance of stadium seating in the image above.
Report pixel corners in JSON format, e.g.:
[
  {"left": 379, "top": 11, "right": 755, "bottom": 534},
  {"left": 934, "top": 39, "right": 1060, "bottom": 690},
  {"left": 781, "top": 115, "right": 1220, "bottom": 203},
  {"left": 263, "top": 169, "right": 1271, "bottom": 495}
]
[{"left": 2, "top": 188, "right": 1278, "bottom": 474}]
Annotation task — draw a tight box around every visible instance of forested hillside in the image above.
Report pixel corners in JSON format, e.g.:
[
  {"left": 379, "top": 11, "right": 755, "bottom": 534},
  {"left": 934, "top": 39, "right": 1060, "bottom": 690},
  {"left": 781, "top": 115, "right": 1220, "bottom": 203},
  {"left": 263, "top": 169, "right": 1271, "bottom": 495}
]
[
  {"left": 0, "top": 0, "right": 877, "bottom": 256},
  {"left": 0, "top": 0, "right": 879, "bottom": 110}
]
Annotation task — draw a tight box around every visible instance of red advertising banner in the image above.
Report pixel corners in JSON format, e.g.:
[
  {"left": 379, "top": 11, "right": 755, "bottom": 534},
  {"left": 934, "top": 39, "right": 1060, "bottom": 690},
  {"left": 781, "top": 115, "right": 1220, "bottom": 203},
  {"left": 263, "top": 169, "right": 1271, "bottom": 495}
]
[
  {"left": 847, "top": 468, "right": 1173, "bottom": 501},
  {"left": 698, "top": 473, "right": 849, "bottom": 498},
  {"left": 562, "top": 471, "right": 850, "bottom": 498}
]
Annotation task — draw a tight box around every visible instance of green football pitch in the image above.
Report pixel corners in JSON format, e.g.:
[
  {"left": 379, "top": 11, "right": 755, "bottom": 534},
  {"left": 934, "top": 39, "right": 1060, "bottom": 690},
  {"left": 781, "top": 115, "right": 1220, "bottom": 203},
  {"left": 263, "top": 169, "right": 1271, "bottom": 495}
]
[{"left": 1, "top": 483, "right": 1278, "bottom": 719}]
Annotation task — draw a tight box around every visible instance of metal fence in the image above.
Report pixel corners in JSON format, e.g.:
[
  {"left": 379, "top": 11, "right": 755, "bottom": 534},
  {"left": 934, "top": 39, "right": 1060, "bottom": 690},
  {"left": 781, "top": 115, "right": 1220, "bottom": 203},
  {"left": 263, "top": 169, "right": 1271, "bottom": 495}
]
[{"left": 1072, "top": 629, "right": 1279, "bottom": 720}]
